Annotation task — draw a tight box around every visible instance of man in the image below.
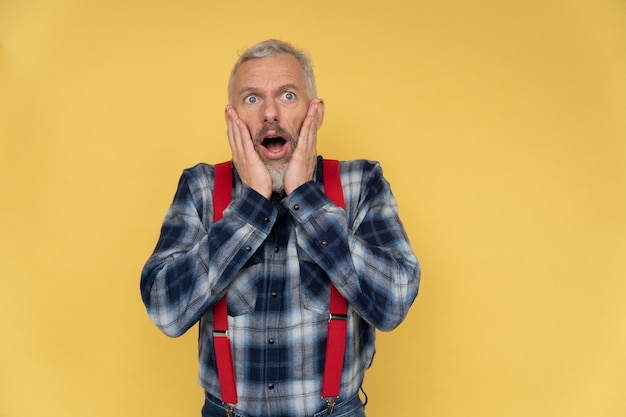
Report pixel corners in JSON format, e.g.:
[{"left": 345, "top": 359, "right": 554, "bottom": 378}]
[{"left": 141, "top": 39, "right": 420, "bottom": 417}]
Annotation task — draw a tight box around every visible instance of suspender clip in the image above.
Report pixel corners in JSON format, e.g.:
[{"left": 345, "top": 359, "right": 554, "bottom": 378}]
[
  {"left": 326, "top": 398, "right": 337, "bottom": 415},
  {"left": 213, "top": 330, "right": 229, "bottom": 337},
  {"left": 329, "top": 313, "right": 347, "bottom": 322}
]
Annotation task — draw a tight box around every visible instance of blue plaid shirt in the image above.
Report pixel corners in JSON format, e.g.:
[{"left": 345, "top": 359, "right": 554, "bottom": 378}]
[{"left": 141, "top": 157, "right": 420, "bottom": 417}]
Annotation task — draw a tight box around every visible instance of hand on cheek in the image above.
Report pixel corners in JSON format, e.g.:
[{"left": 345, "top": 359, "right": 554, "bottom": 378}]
[
  {"left": 225, "top": 105, "right": 272, "bottom": 199},
  {"left": 284, "top": 98, "right": 324, "bottom": 195}
]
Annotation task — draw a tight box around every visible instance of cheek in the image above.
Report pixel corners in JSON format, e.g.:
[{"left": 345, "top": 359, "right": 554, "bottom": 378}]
[
  {"left": 288, "top": 107, "right": 309, "bottom": 131},
  {"left": 235, "top": 109, "right": 260, "bottom": 133},
  {"left": 234, "top": 105, "right": 255, "bottom": 121}
]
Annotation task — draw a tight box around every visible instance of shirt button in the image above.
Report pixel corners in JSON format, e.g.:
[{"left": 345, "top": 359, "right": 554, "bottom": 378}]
[
  {"left": 271, "top": 292, "right": 278, "bottom": 298},
  {"left": 264, "top": 217, "right": 269, "bottom": 223},
  {"left": 245, "top": 246, "right": 251, "bottom": 252},
  {"left": 274, "top": 247, "right": 279, "bottom": 253},
  {"left": 320, "top": 240, "right": 327, "bottom": 246},
  {"left": 268, "top": 338, "right": 274, "bottom": 344},
  {"left": 293, "top": 204, "right": 300, "bottom": 211},
  {"left": 268, "top": 383, "right": 275, "bottom": 390}
]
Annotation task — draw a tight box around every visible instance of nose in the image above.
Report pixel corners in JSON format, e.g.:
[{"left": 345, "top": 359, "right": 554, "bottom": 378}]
[{"left": 262, "top": 100, "right": 279, "bottom": 124}]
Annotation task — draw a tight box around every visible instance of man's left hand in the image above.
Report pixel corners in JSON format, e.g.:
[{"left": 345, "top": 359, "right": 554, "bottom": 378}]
[{"left": 284, "top": 98, "right": 325, "bottom": 195}]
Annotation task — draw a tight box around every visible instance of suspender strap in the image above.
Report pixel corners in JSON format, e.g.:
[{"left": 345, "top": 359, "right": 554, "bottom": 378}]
[
  {"left": 212, "top": 161, "right": 238, "bottom": 405},
  {"left": 321, "top": 159, "right": 348, "bottom": 400},
  {"left": 212, "top": 159, "right": 348, "bottom": 406}
]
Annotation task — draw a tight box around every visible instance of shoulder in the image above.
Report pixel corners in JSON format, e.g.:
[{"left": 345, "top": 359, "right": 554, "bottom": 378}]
[
  {"left": 331, "top": 158, "right": 380, "bottom": 169},
  {"left": 333, "top": 160, "right": 391, "bottom": 219},
  {"left": 175, "top": 163, "right": 217, "bottom": 200},
  {"left": 182, "top": 162, "right": 214, "bottom": 178},
  {"left": 338, "top": 159, "right": 381, "bottom": 171},
  {"left": 337, "top": 159, "right": 385, "bottom": 187}
]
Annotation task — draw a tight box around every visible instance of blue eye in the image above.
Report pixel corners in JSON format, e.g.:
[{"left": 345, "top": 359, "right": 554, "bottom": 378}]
[
  {"left": 284, "top": 92, "right": 295, "bottom": 100},
  {"left": 245, "top": 96, "right": 257, "bottom": 104}
]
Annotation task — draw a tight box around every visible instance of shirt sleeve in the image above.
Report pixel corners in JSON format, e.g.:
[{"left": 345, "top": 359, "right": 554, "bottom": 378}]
[
  {"left": 140, "top": 165, "right": 277, "bottom": 337},
  {"left": 284, "top": 160, "right": 420, "bottom": 331}
]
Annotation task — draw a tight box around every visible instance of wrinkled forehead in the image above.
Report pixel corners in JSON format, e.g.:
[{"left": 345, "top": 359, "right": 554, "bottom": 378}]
[{"left": 231, "top": 54, "right": 308, "bottom": 97}]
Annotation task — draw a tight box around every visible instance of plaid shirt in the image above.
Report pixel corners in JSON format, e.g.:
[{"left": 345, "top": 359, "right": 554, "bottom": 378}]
[{"left": 141, "top": 157, "right": 420, "bottom": 417}]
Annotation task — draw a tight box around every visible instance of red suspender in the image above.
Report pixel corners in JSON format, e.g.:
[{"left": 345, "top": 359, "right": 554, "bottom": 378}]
[
  {"left": 212, "top": 161, "right": 238, "bottom": 405},
  {"left": 321, "top": 159, "right": 348, "bottom": 401},
  {"left": 212, "top": 159, "right": 347, "bottom": 406}
]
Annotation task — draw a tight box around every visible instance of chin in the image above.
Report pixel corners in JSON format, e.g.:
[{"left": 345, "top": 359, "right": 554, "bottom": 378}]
[{"left": 266, "top": 161, "right": 288, "bottom": 193}]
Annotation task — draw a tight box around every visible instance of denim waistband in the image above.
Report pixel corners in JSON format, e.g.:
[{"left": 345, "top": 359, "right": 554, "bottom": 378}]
[{"left": 202, "top": 391, "right": 365, "bottom": 417}]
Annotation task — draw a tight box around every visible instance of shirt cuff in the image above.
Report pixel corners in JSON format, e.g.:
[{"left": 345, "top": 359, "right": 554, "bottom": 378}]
[
  {"left": 229, "top": 186, "right": 277, "bottom": 231},
  {"left": 283, "top": 181, "right": 331, "bottom": 222}
]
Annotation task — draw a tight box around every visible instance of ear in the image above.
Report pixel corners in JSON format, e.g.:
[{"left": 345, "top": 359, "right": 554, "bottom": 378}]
[{"left": 315, "top": 98, "right": 325, "bottom": 130}]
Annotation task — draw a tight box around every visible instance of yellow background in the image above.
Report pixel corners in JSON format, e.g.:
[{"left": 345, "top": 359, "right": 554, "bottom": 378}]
[{"left": 1, "top": 0, "right": 625, "bottom": 416}]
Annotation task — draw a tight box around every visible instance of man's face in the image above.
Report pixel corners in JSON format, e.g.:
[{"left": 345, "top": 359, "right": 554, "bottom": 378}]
[{"left": 230, "top": 54, "right": 311, "bottom": 176}]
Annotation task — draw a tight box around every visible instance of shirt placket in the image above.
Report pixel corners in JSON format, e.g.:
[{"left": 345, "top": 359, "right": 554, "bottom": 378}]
[{"left": 264, "top": 205, "right": 290, "bottom": 410}]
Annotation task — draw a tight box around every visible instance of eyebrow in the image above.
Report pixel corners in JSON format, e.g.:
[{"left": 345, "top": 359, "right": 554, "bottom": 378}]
[{"left": 238, "top": 83, "right": 302, "bottom": 97}]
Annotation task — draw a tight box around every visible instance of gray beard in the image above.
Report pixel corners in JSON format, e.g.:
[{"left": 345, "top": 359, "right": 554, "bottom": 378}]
[
  {"left": 256, "top": 130, "right": 298, "bottom": 193},
  {"left": 266, "top": 161, "right": 288, "bottom": 193}
]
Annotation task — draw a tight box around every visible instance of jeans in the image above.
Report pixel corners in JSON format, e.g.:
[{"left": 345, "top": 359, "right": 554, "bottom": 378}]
[{"left": 201, "top": 392, "right": 366, "bottom": 417}]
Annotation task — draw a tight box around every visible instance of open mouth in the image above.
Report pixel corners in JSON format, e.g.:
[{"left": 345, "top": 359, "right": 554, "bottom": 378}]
[{"left": 261, "top": 136, "right": 287, "bottom": 152}]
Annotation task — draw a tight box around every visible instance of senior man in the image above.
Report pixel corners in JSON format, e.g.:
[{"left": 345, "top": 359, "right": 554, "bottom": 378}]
[{"left": 141, "top": 39, "right": 420, "bottom": 417}]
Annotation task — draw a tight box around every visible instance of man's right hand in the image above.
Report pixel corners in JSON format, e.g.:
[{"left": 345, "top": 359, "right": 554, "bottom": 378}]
[{"left": 225, "top": 105, "right": 272, "bottom": 199}]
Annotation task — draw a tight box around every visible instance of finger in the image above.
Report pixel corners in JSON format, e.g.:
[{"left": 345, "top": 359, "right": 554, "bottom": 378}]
[
  {"left": 301, "top": 99, "right": 320, "bottom": 153},
  {"left": 296, "top": 100, "right": 316, "bottom": 146},
  {"left": 227, "top": 106, "right": 252, "bottom": 161},
  {"left": 236, "top": 119, "right": 256, "bottom": 158},
  {"left": 225, "top": 105, "right": 240, "bottom": 156}
]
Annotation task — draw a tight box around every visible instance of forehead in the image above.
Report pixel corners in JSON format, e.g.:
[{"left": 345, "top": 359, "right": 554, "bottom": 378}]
[{"left": 233, "top": 54, "right": 307, "bottom": 94}]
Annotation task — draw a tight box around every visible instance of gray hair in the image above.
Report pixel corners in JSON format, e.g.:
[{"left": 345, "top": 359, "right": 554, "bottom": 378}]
[{"left": 227, "top": 39, "right": 317, "bottom": 102}]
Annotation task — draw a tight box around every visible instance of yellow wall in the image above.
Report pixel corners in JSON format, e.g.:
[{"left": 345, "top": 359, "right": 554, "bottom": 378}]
[{"left": 1, "top": 0, "right": 625, "bottom": 416}]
